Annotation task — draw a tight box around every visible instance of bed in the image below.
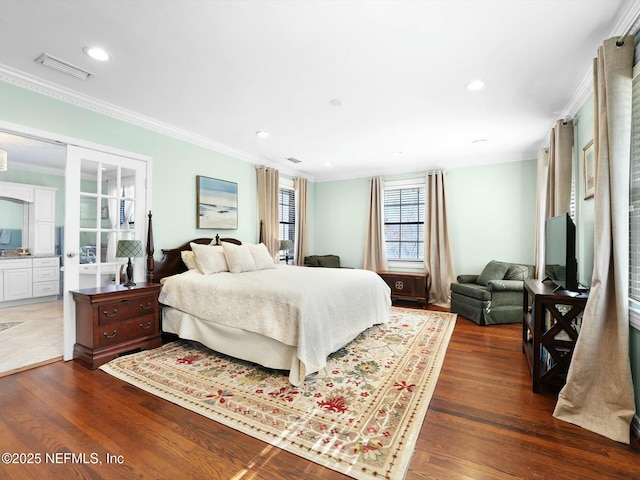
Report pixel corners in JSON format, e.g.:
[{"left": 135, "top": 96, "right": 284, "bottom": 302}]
[{"left": 146, "top": 214, "right": 391, "bottom": 386}]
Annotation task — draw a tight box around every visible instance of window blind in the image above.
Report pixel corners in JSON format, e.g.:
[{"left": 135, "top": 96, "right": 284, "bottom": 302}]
[
  {"left": 630, "top": 68, "right": 640, "bottom": 301},
  {"left": 279, "top": 187, "right": 295, "bottom": 256},
  {"left": 384, "top": 186, "right": 425, "bottom": 261}
]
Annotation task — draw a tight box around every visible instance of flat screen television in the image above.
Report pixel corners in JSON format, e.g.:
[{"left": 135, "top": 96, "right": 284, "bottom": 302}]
[{"left": 544, "top": 213, "right": 578, "bottom": 292}]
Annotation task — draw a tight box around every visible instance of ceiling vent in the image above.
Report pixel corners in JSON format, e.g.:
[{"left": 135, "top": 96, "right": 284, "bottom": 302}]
[
  {"left": 286, "top": 157, "right": 302, "bottom": 164},
  {"left": 35, "top": 53, "right": 93, "bottom": 80}
]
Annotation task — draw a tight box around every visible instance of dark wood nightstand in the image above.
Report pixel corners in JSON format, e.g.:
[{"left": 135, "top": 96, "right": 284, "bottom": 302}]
[
  {"left": 71, "top": 282, "right": 162, "bottom": 369},
  {"left": 377, "top": 271, "right": 428, "bottom": 306}
]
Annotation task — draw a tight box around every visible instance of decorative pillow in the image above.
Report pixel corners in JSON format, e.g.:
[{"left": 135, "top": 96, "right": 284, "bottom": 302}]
[
  {"left": 190, "top": 243, "right": 228, "bottom": 275},
  {"left": 222, "top": 242, "right": 257, "bottom": 273},
  {"left": 477, "top": 260, "right": 509, "bottom": 286},
  {"left": 181, "top": 251, "right": 199, "bottom": 271},
  {"left": 504, "top": 264, "right": 531, "bottom": 281},
  {"left": 247, "top": 243, "right": 276, "bottom": 270}
]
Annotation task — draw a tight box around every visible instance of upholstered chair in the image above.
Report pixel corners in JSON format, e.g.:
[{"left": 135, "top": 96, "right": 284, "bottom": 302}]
[{"left": 450, "top": 260, "right": 534, "bottom": 325}]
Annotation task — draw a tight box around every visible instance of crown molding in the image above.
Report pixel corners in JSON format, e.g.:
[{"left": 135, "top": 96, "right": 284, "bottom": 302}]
[
  {"left": 0, "top": 62, "right": 294, "bottom": 174},
  {"left": 559, "top": 0, "right": 640, "bottom": 121}
]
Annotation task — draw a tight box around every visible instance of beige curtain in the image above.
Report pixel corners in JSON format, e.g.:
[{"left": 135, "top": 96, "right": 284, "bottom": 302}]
[
  {"left": 362, "top": 177, "right": 388, "bottom": 271},
  {"left": 547, "top": 119, "right": 574, "bottom": 218},
  {"left": 424, "top": 171, "right": 456, "bottom": 307},
  {"left": 293, "top": 177, "right": 308, "bottom": 266},
  {"left": 533, "top": 148, "right": 549, "bottom": 278},
  {"left": 256, "top": 166, "right": 280, "bottom": 261},
  {"left": 553, "top": 36, "right": 636, "bottom": 444}
]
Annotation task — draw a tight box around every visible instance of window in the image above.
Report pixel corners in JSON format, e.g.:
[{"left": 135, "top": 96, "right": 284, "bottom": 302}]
[
  {"left": 630, "top": 64, "right": 640, "bottom": 302},
  {"left": 279, "top": 186, "right": 295, "bottom": 261},
  {"left": 384, "top": 183, "right": 425, "bottom": 261}
]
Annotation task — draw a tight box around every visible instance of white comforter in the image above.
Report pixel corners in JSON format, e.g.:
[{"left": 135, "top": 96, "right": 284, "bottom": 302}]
[{"left": 159, "top": 264, "right": 391, "bottom": 378}]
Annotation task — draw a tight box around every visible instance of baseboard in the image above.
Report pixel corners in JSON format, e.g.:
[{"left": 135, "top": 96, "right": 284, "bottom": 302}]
[{"left": 632, "top": 415, "right": 640, "bottom": 450}]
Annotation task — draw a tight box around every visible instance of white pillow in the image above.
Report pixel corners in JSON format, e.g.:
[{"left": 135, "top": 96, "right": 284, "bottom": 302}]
[
  {"left": 190, "top": 243, "right": 229, "bottom": 275},
  {"left": 181, "top": 250, "right": 199, "bottom": 271},
  {"left": 222, "top": 242, "right": 257, "bottom": 273},
  {"left": 248, "top": 243, "right": 276, "bottom": 270}
]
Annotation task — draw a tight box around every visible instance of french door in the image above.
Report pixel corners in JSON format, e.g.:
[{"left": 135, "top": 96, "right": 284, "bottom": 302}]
[{"left": 63, "top": 146, "right": 148, "bottom": 360}]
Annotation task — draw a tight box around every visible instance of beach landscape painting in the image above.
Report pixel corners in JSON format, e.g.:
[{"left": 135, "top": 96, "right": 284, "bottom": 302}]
[{"left": 196, "top": 176, "right": 238, "bottom": 229}]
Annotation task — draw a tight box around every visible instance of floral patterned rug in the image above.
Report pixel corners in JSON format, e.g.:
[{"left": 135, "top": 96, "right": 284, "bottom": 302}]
[{"left": 100, "top": 307, "right": 456, "bottom": 480}]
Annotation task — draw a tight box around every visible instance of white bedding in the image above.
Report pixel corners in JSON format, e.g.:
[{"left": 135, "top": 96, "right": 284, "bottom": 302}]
[{"left": 159, "top": 264, "right": 391, "bottom": 384}]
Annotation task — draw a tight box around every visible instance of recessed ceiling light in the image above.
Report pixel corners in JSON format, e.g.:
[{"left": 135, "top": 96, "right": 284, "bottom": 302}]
[
  {"left": 83, "top": 46, "right": 110, "bottom": 62},
  {"left": 255, "top": 131, "right": 270, "bottom": 138},
  {"left": 466, "top": 80, "right": 485, "bottom": 91},
  {"left": 324, "top": 161, "right": 334, "bottom": 167},
  {"left": 392, "top": 151, "right": 403, "bottom": 157}
]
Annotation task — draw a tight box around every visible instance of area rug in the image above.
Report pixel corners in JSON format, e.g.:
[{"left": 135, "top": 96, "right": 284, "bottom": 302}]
[{"left": 100, "top": 307, "right": 456, "bottom": 480}]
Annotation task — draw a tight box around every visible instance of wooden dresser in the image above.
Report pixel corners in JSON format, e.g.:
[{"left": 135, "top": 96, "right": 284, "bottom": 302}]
[
  {"left": 72, "top": 283, "right": 162, "bottom": 369},
  {"left": 377, "top": 271, "right": 428, "bottom": 306}
]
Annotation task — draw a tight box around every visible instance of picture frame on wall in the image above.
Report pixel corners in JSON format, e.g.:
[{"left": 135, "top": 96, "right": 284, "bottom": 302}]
[
  {"left": 196, "top": 175, "right": 238, "bottom": 229},
  {"left": 582, "top": 140, "right": 595, "bottom": 200}
]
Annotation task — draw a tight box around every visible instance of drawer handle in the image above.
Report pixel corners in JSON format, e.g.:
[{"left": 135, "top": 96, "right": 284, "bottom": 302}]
[
  {"left": 103, "top": 330, "right": 118, "bottom": 339},
  {"left": 139, "top": 322, "right": 152, "bottom": 330},
  {"left": 103, "top": 309, "right": 118, "bottom": 318},
  {"left": 139, "top": 302, "right": 152, "bottom": 310}
]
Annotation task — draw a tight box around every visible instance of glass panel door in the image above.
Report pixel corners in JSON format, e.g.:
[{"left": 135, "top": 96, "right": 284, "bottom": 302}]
[{"left": 63, "top": 146, "right": 147, "bottom": 360}]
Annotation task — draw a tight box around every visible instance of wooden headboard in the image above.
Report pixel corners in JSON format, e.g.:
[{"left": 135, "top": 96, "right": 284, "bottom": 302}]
[{"left": 146, "top": 211, "right": 241, "bottom": 284}]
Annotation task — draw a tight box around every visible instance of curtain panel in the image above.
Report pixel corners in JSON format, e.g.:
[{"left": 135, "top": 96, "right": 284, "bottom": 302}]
[
  {"left": 534, "top": 148, "right": 549, "bottom": 278},
  {"left": 256, "top": 166, "right": 280, "bottom": 262},
  {"left": 362, "top": 177, "right": 388, "bottom": 272},
  {"left": 293, "top": 177, "right": 309, "bottom": 266},
  {"left": 423, "top": 171, "right": 456, "bottom": 306},
  {"left": 553, "top": 36, "right": 636, "bottom": 444},
  {"left": 547, "top": 119, "right": 574, "bottom": 218}
]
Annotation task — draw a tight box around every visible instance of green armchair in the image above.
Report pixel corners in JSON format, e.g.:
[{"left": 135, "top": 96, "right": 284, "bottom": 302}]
[
  {"left": 450, "top": 260, "right": 534, "bottom": 325},
  {"left": 304, "top": 255, "right": 342, "bottom": 268}
]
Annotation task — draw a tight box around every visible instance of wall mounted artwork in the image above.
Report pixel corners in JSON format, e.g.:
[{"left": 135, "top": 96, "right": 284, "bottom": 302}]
[{"left": 196, "top": 175, "right": 238, "bottom": 229}]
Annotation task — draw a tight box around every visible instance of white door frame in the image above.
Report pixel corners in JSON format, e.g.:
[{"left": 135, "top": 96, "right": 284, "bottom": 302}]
[{"left": 0, "top": 119, "right": 153, "bottom": 361}]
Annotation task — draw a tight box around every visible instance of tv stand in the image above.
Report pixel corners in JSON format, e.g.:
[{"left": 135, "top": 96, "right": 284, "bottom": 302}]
[{"left": 522, "top": 279, "right": 588, "bottom": 393}]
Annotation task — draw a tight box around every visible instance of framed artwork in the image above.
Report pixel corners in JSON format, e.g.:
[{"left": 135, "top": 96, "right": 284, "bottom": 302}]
[
  {"left": 196, "top": 175, "right": 238, "bottom": 229},
  {"left": 582, "top": 140, "right": 595, "bottom": 200}
]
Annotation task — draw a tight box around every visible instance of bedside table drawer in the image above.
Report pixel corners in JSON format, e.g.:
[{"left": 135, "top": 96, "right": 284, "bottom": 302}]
[
  {"left": 98, "top": 315, "right": 158, "bottom": 347},
  {"left": 98, "top": 295, "right": 157, "bottom": 325}
]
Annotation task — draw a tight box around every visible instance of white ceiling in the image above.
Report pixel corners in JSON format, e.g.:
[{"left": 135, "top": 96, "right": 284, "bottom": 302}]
[{"left": 0, "top": 0, "right": 636, "bottom": 181}]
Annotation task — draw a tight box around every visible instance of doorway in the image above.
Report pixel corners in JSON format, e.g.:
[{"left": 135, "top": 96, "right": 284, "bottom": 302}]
[{"left": 0, "top": 123, "right": 151, "bottom": 374}]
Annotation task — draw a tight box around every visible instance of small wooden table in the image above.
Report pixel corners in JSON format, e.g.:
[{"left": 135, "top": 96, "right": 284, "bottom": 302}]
[
  {"left": 71, "top": 282, "right": 162, "bottom": 369},
  {"left": 377, "top": 271, "right": 428, "bottom": 306}
]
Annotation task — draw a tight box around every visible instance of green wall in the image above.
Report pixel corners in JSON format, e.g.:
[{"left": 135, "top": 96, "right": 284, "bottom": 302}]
[
  {"left": 313, "top": 177, "right": 370, "bottom": 268},
  {"left": 312, "top": 160, "right": 537, "bottom": 274},
  {"left": 574, "top": 97, "right": 595, "bottom": 288},
  {"left": 447, "top": 160, "right": 537, "bottom": 274},
  {"left": 0, "top": 81, "right": 259, "bottom": 252}
]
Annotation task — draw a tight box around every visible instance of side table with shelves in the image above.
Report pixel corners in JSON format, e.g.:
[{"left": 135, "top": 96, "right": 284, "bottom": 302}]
[
  {"left": 522, "top": 278, "right": 588, "bottom": 393},
  {"left": 72, "top": 282, "right": 162, "bottom": 369}
]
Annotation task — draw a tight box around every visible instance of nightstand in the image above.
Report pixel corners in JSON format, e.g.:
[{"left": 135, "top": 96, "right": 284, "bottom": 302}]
[
  {"left": 71, "top": 282, "right": 162, "bottom": 369},
  {"left": 377, "top": 271, "right": 428, "bottom": 306}
]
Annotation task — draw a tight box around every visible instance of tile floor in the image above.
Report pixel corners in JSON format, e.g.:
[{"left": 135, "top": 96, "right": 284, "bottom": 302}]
[{"left": 0, "top": 300, "right": 63, "bottom": 377}]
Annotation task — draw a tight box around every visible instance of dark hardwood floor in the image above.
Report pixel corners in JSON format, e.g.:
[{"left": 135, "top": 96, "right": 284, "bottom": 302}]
[{"left": 0, "top": 306, "right": 638, "bottom": 479}]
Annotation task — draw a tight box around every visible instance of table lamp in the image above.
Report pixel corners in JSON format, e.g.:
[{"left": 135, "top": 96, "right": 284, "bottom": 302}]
[
  {"left": 116, "top": 239, "right": 144, "bottom": 287},
  {"left": 279, "top": 239, "right": 293, "bottom": 264}
]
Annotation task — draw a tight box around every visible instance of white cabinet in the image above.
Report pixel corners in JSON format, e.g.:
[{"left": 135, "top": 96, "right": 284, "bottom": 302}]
[
  {"left": 33, "top": 188, "right": 56, "bottom": 222},
  {"left": 28, "top": 187, "right": 57, "bottom": 255},
  {"left": 0, "top": 256, "right": 60, "bottom": 304},
  {"left": 32, "top": 257, "right": 60, "bottom": 298},
  {"left": 2, "top": 258, "right": 33, "bottom": 301}
]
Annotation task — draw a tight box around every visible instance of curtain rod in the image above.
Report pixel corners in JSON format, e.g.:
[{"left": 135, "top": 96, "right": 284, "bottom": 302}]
[{"left": 616, "top": 4, "right": 640, "bottom": 46}]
